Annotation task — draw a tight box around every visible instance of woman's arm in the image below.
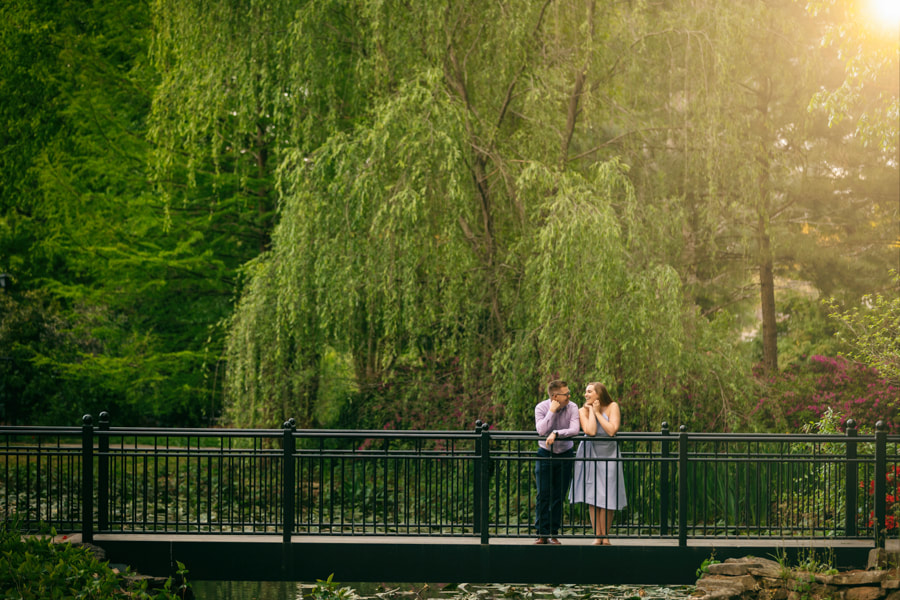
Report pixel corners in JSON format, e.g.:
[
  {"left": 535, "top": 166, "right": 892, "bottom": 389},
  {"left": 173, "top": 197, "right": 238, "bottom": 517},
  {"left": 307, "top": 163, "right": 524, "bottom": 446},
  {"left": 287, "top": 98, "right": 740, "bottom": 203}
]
[
  {"left": 580, "top": 405, "right": 598, "bottom": 436},
  {"left": 595, "top": 402, "right": 621, "bottom": 437}
]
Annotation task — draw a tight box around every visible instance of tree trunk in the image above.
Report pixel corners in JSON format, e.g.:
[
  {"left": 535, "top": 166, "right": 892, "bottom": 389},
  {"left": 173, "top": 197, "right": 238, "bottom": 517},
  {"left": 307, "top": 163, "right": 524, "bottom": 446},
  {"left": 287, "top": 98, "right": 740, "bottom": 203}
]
[
  {"left": 758, "top": 218, "right": 778, "bottom": 372},
  {"left": 754, "top": 75, "right": 778, "bottom": 373}
]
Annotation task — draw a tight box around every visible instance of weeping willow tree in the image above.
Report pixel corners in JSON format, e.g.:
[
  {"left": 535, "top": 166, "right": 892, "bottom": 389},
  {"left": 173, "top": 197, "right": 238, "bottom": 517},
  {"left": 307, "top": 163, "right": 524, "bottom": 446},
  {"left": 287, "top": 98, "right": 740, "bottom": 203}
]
[{"left": 147, "top": 0, "right": 751, "bottom": 430}]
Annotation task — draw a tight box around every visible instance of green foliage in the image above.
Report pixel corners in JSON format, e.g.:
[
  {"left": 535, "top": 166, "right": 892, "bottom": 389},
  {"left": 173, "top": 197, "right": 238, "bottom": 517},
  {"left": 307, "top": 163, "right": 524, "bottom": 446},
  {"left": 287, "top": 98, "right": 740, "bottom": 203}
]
[
  {"left": 826, "top": 273, "right": 900, "bottom": 387},
  {"left": 804, "top": 0, "right": 900, "bottom": 156},
  {"left": 222, "top": 3, "right": 755, "bottom": 432},
  {"left": 308, "top": 574, "right": 360, "bottom": 600},
  {"left": 0, "top": 522, "right": 190, "bottom": 599},
  {"left": 696, "top": 551, "right": 720, "bottom": 577},
  {"left": 0, "top": 0, "right": 263, "bottom": 426},
  {"left": 774, "top": 545, "right": 838, "bottom": 579},
  {"left": 0, "top": 0, "right": 894, "bottom": 431}
]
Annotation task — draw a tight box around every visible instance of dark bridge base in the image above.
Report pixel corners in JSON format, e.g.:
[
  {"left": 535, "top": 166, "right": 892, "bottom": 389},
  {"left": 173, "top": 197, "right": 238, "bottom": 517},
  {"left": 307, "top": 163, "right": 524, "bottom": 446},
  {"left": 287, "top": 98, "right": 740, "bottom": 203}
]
[{"left": 94, "top": 535, "right": 874, "bottom": 585}]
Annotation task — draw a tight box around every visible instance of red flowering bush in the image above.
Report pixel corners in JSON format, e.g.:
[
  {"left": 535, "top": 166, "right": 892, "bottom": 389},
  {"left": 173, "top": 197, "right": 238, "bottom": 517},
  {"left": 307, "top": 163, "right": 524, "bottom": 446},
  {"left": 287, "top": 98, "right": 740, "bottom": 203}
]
[
  {"left": 750, "top": 355, "right": 898, "bottom": 432},
  {"left": 862, "top": 465, "right": 900, "bottom": 531}
]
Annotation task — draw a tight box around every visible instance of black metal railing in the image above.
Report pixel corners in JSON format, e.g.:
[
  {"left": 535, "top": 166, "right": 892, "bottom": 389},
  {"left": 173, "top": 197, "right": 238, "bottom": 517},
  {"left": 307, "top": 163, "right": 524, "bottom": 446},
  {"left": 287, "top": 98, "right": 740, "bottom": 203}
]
[{"left": 2, "top": 414, "right": 897, "bottom": 547}]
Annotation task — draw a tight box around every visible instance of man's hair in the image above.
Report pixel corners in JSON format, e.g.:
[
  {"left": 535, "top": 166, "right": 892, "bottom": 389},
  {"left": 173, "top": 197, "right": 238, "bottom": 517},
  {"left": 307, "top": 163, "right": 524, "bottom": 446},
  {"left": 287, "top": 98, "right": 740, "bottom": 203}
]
[{"left": 547, "top": 379, "right": 568, "bottom": 396}]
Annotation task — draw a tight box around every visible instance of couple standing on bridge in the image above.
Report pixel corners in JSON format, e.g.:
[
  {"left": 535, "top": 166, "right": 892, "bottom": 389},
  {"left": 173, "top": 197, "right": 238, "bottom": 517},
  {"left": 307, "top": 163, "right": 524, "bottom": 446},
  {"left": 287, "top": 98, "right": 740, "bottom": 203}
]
[{"left": 534, "top": 379, "right": 627, "bottom": 546}]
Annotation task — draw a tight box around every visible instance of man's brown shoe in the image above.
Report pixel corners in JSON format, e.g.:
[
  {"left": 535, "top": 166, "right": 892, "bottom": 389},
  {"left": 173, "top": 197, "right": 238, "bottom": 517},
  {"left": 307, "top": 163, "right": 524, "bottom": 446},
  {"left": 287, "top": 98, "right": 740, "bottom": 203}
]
[
  {"left": 548, "top": 537, "right": 561, "bottom": 544},
  {"left": 534, "top": 537, "right": 548, "bottom": 544}
]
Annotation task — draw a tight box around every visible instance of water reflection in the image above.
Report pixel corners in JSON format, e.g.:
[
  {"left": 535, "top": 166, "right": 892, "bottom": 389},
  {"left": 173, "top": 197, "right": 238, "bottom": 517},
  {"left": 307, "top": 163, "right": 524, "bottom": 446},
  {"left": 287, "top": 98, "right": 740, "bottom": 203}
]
[{"left": 191, "top": 581, "right": 696, "bottom": 600}]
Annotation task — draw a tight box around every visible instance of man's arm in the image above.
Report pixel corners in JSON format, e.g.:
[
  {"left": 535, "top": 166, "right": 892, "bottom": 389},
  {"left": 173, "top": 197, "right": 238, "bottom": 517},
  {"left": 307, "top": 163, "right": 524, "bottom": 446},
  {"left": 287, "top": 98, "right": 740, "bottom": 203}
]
[{"left": 535, "top": 400, "right": 555, "bottom": 436}]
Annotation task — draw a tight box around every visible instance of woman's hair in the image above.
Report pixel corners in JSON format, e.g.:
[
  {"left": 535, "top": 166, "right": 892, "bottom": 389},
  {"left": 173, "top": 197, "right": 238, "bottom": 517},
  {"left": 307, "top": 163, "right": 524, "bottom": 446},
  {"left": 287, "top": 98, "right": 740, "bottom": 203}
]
[{"left": 590, "top": 382, "right": 613, "bottom": 407}]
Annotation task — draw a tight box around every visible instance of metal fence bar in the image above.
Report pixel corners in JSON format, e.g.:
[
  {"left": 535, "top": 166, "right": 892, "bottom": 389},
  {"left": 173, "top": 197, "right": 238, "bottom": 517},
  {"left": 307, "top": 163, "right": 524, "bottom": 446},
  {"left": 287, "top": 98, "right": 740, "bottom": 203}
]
[
  {"left": 875, "top": 421, "right": 887, "bottom": 547},
  {"left": 81, "top": 415, "right": 94, "bottom": 543},
  {"left": 845, "top": 420, "right": 858, "bottom": 537}
]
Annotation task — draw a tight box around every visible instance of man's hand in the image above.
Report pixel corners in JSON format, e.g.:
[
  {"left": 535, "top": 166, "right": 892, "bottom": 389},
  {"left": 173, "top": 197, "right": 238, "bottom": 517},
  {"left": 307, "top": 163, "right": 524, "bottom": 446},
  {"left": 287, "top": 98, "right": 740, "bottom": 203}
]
[
  {"left": 549, "top": 400, "right": 561, "bottom": 413},
  {"left": 546, "top": 431, "right": 557, "bottom": 446}
]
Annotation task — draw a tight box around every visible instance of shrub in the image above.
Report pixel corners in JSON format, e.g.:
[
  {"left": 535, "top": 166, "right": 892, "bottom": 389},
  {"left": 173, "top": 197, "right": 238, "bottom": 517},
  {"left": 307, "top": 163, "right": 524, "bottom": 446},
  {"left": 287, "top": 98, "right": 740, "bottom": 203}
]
[
  {"left": 0, "top": 522, "right": 190, "bottom": 599},
  {"left": 861, "top": 465, "right": 900, "bottom": 532},
  {"left": 749, "top": 355, "right": 898, "bottom": 432}
]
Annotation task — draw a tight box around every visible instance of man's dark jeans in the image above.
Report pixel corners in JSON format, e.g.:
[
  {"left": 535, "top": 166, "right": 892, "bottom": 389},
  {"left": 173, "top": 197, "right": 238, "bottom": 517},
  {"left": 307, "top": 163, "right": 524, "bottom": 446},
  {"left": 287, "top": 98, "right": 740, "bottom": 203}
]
[{"left": 534, "top": 447, "right": 574, "bottom": 537}]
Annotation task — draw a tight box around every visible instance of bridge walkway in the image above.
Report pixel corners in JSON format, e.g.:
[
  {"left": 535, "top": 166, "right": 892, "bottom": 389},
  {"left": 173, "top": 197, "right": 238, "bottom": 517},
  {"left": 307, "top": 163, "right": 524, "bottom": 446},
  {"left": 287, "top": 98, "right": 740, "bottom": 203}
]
[{"left": 91, "top": 533, "right": 878, "bottom": 585}]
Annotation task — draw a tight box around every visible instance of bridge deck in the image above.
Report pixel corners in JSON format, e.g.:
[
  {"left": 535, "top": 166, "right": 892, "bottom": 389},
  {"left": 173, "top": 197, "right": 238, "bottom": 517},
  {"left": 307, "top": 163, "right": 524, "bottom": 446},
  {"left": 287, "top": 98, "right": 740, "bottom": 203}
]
[{"left": 91, "top": 534, "right": 877, "bottom": 585}]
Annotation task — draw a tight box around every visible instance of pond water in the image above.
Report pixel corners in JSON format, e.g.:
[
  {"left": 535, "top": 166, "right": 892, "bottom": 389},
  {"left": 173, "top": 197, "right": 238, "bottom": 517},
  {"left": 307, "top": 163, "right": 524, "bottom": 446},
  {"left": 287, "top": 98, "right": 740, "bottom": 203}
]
[{"left": 190, "top": 580, "right": 697, "bottom": 600}]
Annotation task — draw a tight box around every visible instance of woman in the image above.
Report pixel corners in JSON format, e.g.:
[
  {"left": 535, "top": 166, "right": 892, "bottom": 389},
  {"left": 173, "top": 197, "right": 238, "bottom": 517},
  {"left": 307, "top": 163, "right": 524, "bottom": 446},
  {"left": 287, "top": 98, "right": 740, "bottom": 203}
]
[{"left": 568, "top": 382, "right": 627, "bottom": 545}]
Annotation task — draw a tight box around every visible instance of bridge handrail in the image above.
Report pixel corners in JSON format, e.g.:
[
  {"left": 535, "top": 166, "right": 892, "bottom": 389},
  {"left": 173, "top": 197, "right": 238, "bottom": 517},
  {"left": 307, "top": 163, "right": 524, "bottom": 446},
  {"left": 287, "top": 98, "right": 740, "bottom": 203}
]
[{"left": 1, "top": 414, "right": 894, "bottom": 548}]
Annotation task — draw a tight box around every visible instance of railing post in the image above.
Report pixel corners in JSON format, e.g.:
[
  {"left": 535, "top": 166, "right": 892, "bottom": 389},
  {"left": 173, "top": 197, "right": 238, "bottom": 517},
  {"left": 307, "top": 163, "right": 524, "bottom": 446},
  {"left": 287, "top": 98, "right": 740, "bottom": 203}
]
[
  {"left": 473, "top": 421, "right": 483, "bottom": 536},
  {"left": 478, "top": 422, "right": 491, "bottom": 544},
  {"left": 81, "top": 414, "right": 94, "bottom": 544},
  {"left": 97, "top": 411, "right": 110, "bottom": 533},
  {"left": 844, "top": 419, "right": 857, "bottom": 537},
  {"left": 875, "top": 420, "right": 887, "bottom": 548},
  {"left": 660, "top": 422, "right": 670, "bottom": 537},
  {"left": 282, "top": 419, "right": 296, "bottom": 544},
  {"left": 678, "top": 425, "right": 688, "bottom": 548}
]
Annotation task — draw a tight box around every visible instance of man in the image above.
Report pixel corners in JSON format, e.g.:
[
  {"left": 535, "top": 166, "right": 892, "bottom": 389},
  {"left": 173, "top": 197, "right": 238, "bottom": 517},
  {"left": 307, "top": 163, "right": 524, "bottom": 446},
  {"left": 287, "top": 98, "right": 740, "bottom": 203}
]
[{"left": 533, "top": 379, "right": 580, "bottom": 544}]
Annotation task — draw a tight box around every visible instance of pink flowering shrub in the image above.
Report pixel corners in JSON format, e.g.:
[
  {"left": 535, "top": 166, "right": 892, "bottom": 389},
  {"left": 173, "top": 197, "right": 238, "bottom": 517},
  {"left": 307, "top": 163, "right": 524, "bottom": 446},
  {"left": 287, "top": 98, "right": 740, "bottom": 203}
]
[{"left": 750, "top": 355, "right": 898, "bottom": 432}]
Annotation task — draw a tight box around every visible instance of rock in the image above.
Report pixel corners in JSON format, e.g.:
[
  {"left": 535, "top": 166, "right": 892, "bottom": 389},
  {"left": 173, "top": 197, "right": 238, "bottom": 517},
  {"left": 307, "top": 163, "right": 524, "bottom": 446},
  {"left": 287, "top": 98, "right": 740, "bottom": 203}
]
[
  {"left": 869, "top": 550, "right": 889, "bottom": 570},
  {"left": 757, "top": 588, "right": 789, "bottom": 600},
  {"left": 750, "top": 567, "right": 787, "bottom": 580},
  {"left": 759, "top": 577, "right": 789, "bottom": 589},
  {"left": 697, "top": 574, "right": 759, "bottom": 594},
  {"left": 694, "top": 554, "right": 900, "bottom": 600},
  {"left": 733, "top": 557, "right": 783, "bottom": 570},
  {"left": 826, "top": 572, "right": 889, "bottom": 586},
  {"left": 844, "top": 587, "right": 885, "bottom": 600},
  {"left": 75, "top": 542, "right": 107, "bottom": 562},
  {"left": 709, "top": 563, "right": 760, "bottom": 576}
]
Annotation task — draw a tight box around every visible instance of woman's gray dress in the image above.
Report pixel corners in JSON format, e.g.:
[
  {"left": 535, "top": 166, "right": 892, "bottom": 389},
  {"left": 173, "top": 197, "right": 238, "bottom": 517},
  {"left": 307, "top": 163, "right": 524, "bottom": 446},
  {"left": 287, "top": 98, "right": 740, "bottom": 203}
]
[{"left": 568, "top": 412, "right": 627, "bottom": 509}]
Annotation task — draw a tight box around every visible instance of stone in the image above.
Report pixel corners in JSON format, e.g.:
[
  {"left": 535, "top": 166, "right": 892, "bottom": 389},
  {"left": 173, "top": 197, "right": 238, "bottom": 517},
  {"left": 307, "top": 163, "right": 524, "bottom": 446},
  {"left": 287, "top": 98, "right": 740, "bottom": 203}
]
[
  {"left": 694, "top": 554, "right": 900, "bottom": 600},
  {"left": 759, "top": 577, "right": 789, "bottom": 589},
  {"left": 757, "top": 587, "right": 789, "bottom": 600},
  {"left": 827, "top": 572, "right": 889, "bottom": 586},
  {"left": 844, "top": 587, "right": 885, "bottom": 600},
  {"left": 869, "top": 549, "right": 889, "bottom": 571},
  {"left": 697, "top": 575, "right": 759, "bottom": 594},
  {"left": 721, "top": 557, "right": 781, "bottom": 569},
  {"left": 75, "top": 542, "right": 107, "bottom": 562},
  {"left": 709, "top": 563, "right": 758, "bottom": 576},
  {"left": 873, "top": 544, "right": 900, "bottom": 571},
  {"left": 703, "top": 590, "right": 742, "bottom": 600},
  {"left": 750, "top": 567, "right": 788, "bottom": 580},
  {"left": 743, "top": 557, "right": 784, "bottom": 570}
]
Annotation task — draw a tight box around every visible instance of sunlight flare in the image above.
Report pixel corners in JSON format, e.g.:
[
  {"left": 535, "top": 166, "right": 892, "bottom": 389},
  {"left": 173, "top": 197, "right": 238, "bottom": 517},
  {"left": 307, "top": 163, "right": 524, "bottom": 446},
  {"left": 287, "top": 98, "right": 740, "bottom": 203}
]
[{"left": 865, "top": 0, "right": 900, "bottom": 29}]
